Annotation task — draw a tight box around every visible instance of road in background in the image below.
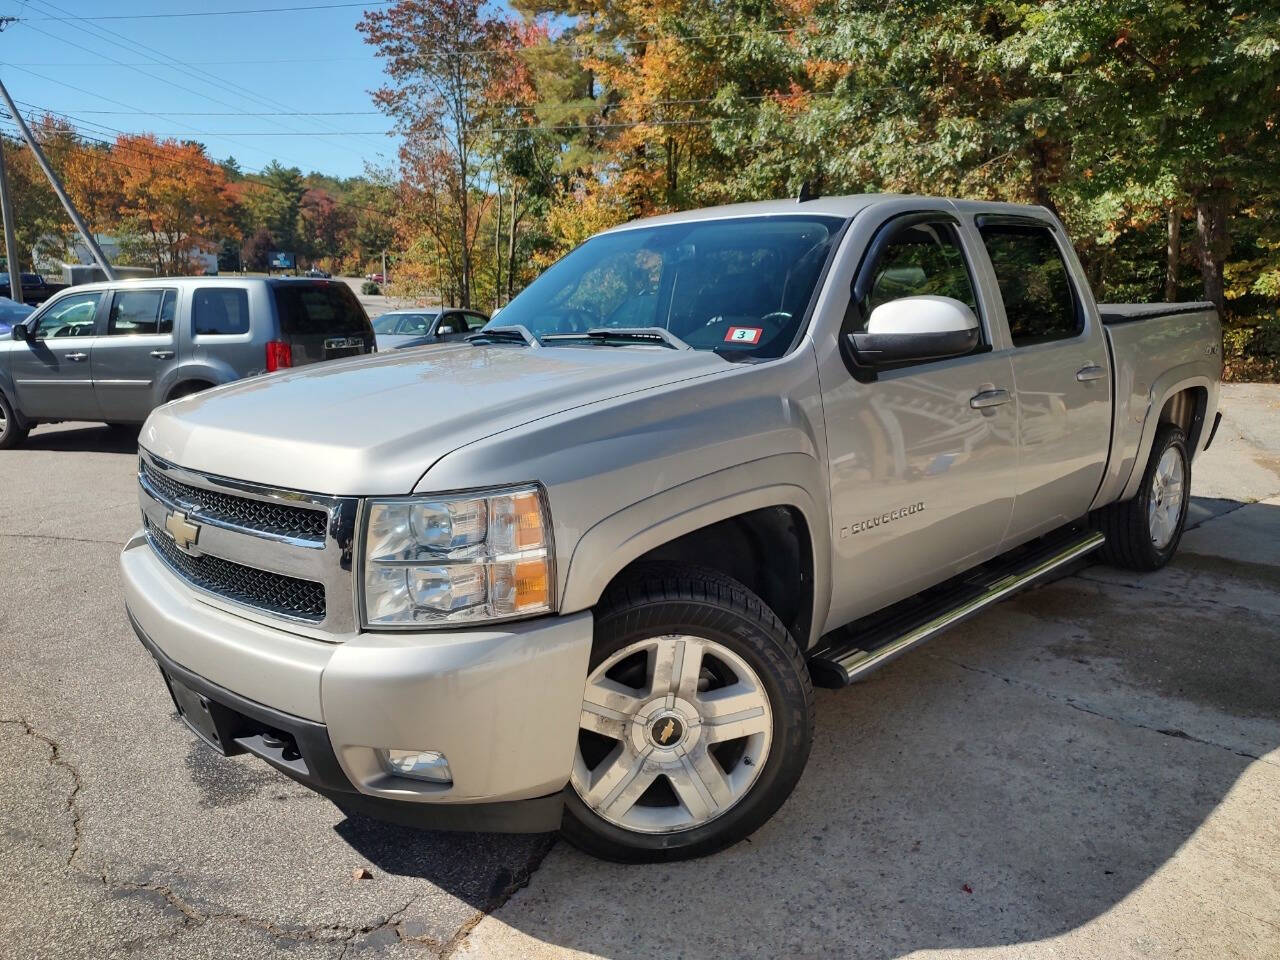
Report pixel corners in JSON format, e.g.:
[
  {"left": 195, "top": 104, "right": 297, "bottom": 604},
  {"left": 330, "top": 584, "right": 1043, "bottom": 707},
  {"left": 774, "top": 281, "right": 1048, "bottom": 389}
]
[{"left": 1, "top": 385, "right": 1277, "bottom": 959}]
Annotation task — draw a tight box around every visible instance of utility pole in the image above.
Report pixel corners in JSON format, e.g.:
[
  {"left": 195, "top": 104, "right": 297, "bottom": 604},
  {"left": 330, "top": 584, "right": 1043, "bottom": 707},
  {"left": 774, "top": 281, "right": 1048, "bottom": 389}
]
[
  {"left": 0, "top": 133, "right": 23, "bottom": 304},
  {"left": 381, "top": 249, "right": 387, "bottom": 288},
  {"left": 0, "top": 71, "right": 115, "bottom": 280}
]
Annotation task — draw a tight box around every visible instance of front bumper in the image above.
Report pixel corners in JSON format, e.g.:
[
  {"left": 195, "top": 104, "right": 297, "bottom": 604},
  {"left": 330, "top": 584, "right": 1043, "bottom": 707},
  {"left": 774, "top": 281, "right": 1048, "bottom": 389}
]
[{"left": 121, "top": 531, "right": 593, "bottom": 832}]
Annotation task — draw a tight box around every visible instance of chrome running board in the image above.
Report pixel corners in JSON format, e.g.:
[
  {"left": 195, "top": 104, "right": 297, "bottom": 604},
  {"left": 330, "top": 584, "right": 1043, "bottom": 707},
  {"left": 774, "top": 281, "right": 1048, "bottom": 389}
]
[{"left": 809, "top": 528, "right": 1105, "bottom": 688}]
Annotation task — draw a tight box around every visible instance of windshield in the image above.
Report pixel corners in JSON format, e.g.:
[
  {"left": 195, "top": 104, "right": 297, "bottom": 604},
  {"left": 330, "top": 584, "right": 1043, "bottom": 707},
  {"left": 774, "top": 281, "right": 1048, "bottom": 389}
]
[
  {"left": 492, "top": 214, "right": 846, "bottom": 358},
  {"left": 372, "top": 312, "right": 436, "bottom": 335}
]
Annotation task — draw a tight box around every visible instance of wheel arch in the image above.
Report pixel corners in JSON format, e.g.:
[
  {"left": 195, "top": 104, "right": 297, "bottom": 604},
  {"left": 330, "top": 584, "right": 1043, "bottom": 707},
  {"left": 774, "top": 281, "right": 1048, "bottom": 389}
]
[
  {"left": 558, "top": 453, "right": 831, "bottom": 651},
  {"left": 1119, "top": 374, "right": 1212, "bottom": 502},
  {"left": 0, "top": 377, "right": 29, "bottom": 429},
  {"left": 165, "top": 378, "right": 217, "bottom": 403}
]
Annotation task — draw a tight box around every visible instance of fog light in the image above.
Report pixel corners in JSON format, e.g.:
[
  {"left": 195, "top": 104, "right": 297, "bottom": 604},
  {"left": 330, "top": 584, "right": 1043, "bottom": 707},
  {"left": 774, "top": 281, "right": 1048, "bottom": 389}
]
[{"left": 378, "top": 748, "right": 452, "bottom": 783}]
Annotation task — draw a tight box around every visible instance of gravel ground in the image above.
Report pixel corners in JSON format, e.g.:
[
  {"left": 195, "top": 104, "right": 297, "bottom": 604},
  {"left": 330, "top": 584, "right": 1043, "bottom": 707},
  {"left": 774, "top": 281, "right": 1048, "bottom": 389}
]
[{"left": 1, "top": 384, "right": 1277, "bottom": 959}]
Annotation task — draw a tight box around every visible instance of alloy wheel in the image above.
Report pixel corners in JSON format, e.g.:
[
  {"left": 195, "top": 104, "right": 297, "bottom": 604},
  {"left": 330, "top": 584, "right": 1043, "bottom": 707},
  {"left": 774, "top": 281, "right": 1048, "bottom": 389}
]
[
  {"left": 1148, "top": 446, "right": 1186, "bottom": 549},
  {"left": 571, "top": 634, "right": 773, "bottom": 835}
]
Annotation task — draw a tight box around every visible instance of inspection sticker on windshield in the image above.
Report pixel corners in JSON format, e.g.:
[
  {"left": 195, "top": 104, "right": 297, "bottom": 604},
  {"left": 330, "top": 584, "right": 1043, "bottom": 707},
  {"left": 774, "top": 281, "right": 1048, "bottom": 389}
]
[{"left": 725, "top": 326, "right": 762, "bottom": 344}]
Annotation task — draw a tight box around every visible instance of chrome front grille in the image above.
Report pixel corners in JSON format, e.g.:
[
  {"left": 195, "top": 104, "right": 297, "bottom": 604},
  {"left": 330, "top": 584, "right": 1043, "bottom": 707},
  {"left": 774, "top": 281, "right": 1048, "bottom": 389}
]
[
  {"left": 145, "top": 518, "right": 326, "bottom": 621},
  {"left": 141, "top": 459, "right": 328, "bottom": 542},
  {"left": 138, "top": 449, "right": 359, "bottom": 638}
]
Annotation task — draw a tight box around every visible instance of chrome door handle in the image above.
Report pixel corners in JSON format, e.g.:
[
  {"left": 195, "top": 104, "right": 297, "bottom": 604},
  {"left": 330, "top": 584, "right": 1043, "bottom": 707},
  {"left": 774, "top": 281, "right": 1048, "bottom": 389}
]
[
  {"left": 65, "top": 352, "right": 88, "bottom": 362},
  {"left": 150, "top": 349, "right": 175, "bottom": 359},
  {"left": 970, "top": 388, "right": 1012, "bottom": 409},
  {"left": 1076, "top": 364, "right": 1106, "bottom": 382}
]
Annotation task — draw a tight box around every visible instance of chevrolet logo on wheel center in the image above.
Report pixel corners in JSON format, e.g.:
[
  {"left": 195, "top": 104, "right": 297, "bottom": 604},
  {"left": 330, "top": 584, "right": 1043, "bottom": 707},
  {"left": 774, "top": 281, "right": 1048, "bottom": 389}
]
[{"left": 163, "top": 510, "right": 201, "bottom": 554}]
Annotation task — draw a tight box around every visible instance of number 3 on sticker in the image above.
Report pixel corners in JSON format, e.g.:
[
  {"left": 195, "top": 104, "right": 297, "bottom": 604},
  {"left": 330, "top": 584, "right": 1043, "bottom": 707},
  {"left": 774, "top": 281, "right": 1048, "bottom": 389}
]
[{"left": 725, "top": 326, "right": 762, "bottom": 344}]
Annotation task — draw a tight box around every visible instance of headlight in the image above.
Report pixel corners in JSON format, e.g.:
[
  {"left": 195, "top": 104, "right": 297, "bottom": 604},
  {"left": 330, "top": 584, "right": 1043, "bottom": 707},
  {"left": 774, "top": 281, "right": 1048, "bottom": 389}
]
[{"left": 360, "top": 485, "right": 553, "bottom": 628}]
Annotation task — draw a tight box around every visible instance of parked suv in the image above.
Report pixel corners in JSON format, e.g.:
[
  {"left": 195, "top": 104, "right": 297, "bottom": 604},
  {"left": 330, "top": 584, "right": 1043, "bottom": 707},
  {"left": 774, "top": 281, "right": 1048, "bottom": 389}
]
[{"left": 0, "top": 277, "right": 374, "bottom": 447}]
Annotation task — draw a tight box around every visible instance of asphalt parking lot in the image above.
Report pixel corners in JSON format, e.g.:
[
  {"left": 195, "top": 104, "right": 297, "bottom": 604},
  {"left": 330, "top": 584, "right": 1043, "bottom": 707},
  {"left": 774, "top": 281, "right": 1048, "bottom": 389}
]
[{"left": 2, "top": 384, "right": 1278, "bottom": 960}]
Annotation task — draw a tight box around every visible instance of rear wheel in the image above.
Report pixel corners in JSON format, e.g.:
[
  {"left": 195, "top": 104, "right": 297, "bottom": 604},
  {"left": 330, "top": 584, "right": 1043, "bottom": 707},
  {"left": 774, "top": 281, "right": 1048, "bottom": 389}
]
[
  {"left": 561, "top": 564, "right": 814, "bottom": 862},
  {"left": 1093, "top": 425, "right": 1190, "bottom": 570},
  {"left": 0, "top": 392, "right": 28, "bottom": 449}
]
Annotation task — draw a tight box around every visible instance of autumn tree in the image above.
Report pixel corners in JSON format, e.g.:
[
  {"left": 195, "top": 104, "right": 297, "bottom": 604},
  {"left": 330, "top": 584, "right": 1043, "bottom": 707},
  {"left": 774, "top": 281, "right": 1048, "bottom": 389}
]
[
  {"left": 241, "top": 226, "right": 275, "bottom": 273},
  {"left": 298, "top": 188, "right": 354, "bottom": 265},
  {"left": 360, "top": 0, "right": 515, "bottom": 307},
  {"left": 114, "top": 135, "right": 230, "bottom": 275}
]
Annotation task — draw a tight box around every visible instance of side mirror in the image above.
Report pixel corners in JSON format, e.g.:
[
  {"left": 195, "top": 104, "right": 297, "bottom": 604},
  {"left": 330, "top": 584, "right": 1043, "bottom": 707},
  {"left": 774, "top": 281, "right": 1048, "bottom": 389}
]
[
  {"left": 437, "top": 325, "right": 455, "bottom": 335},
  {"left": 849, "top": 295, "right": 979, "bottom": 365},
  {"left": 10, "top": 321, "right": 29, "bottom": 342}
]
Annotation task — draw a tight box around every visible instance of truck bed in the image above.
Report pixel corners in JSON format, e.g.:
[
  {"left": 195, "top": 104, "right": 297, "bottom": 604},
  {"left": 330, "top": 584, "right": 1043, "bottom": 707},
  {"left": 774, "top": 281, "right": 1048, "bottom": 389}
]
[
  {"left": 1092, "top": 301, "right": 1221, "bottom": 509},
  {"left": 1097, "top": 301, "right": 1216, "bottom": 325}
]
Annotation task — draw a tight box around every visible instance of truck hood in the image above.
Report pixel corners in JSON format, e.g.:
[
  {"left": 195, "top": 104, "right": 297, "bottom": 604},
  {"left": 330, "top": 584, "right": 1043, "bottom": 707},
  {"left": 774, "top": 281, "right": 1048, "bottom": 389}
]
[{"left": 141, "top": 341, "right": 728, "bottom": 495}]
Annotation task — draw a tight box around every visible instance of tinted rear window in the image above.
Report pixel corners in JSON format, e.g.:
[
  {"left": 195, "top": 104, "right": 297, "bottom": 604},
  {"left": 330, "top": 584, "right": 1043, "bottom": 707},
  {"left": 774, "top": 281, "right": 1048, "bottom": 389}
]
[
  {"left": 194, "top": 288, "right": 251, "bottom": 335},
  {"left": 272, "top": 283, "right": 370, "bottom": 336}
]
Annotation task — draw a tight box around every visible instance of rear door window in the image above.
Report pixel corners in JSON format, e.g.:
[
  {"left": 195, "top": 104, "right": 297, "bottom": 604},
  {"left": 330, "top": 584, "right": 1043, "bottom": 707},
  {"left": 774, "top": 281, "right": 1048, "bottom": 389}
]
[
  {"left": 272, "top": 283, "right": 370, "bottom": 336},
  {"left": 108, "top": 289, "right": 176, "bottom": 335},
  {"left": 978, "top": 224, "right": 1082, "bottom": 347},
  {"left": 193, "top": 288, "right": 251, "bottom": 336}
]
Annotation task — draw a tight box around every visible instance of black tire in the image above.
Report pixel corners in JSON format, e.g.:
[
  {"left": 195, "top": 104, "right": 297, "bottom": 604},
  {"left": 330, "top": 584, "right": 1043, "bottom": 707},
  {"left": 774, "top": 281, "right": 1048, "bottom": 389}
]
[
  {"left": 561, "top": 563, "right": 815, "bottom": 862},
  {"left": 0, "top": 391, "right": 28, "bottom": 449},
  {"left": 1092, "top": 425, "right": 1191, "bottom": 571}
]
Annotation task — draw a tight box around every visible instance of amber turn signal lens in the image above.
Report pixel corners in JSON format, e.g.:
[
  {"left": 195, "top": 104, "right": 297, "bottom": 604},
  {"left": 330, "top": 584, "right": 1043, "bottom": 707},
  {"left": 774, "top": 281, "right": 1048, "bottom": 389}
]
[
  {"left": 511, "top": 491, "right": 545, "bottom": 551},
  {"left": 513, "top": 558, "right": 550, "bottom": 611}
]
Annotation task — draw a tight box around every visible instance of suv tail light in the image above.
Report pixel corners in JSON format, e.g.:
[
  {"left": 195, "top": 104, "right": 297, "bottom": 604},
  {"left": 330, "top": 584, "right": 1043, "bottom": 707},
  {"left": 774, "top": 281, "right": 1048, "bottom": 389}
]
[{"left": 265, "top": 340, "right": 292, "bottom": 372}]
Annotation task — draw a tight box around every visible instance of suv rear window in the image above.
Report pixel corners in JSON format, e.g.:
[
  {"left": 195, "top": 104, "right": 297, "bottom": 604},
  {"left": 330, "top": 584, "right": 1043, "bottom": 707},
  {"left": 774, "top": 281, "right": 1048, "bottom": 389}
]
[
  {"left": 272, "top": 282, "right": 370, "bottom": 336},
  {"left": 193, "top": 288, "right": 251, "bottom": 336}
]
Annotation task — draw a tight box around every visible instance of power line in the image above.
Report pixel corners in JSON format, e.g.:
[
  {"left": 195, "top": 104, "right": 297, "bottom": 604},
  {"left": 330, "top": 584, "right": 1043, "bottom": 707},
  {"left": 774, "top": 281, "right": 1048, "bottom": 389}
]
[
  {"left": 3, "top": 32, "right": 328, "bottom": 167},
  {"left": 12, "top": 2, "right": 393, "bottom": 22},
  {"left": 45, "top": 109, "right": 383, "bottom": 116},
  {"left": 0, "top": 109, "right": 397, "bottom": 222},
  {"left": 1, "top": 57, "right": 371, "bottom": 66},
  {"left": 23, "top": 0, "right": 387, "bottom": 156}
]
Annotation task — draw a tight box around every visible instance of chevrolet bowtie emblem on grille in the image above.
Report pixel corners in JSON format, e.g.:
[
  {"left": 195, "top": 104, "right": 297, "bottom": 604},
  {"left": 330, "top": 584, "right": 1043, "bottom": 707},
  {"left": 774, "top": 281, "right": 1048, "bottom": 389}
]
[{"left": 164, "top": 510, "right": 201, "bottom": 553}]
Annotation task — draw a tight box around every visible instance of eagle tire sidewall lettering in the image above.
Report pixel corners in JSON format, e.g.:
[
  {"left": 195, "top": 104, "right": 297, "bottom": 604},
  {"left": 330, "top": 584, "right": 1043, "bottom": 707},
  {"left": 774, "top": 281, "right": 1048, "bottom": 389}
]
[{"left": 840, "top": 502, "right": 925, "bottom": 539}]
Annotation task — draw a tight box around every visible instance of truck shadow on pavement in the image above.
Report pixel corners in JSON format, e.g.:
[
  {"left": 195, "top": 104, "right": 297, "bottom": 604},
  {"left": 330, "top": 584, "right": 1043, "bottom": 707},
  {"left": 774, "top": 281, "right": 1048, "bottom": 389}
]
[{"left": 329, "top": 501, "right": 1279, "bottom": 958}]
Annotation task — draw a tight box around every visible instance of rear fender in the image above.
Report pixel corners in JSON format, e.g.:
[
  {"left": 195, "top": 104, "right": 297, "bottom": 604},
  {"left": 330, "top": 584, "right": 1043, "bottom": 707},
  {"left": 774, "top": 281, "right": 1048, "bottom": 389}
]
[
  {"left": 1116, "top": 368, "right": 1216, "bottom": 503},
  {"left": 154, "top": 359, "right": 238, "bottom": 405}
]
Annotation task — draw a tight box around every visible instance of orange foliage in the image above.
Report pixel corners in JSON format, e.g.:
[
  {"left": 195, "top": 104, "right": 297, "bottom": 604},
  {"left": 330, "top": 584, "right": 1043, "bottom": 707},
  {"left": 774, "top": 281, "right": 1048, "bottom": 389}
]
[{"left": 112, "top": 135, "right": 230, "bottom": 274}]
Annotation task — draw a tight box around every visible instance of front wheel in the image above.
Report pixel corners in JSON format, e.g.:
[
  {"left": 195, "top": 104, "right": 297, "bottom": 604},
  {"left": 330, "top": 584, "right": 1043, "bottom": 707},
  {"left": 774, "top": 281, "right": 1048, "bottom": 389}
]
[
  {"left": 0, "top": 392, "right": 28, "bottom": 449},
  {"left": 1093, "top": 424, "right": 1191, "bottom": 571},
  {"left": 561, "top": 564, "right": 814, "bottom": 862}
]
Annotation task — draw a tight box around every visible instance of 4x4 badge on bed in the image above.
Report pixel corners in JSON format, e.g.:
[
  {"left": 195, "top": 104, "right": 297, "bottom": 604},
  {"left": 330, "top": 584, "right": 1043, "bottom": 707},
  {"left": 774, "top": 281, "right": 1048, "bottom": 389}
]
[{"left": 164, "top": 510, "right": 201, "bottom": 554}]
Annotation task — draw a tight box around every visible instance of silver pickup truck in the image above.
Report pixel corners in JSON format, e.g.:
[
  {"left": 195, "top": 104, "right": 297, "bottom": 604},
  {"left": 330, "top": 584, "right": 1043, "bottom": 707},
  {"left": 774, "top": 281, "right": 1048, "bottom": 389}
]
[{"left": 120, "top": 195, "right": 1222, "bottom": 862}]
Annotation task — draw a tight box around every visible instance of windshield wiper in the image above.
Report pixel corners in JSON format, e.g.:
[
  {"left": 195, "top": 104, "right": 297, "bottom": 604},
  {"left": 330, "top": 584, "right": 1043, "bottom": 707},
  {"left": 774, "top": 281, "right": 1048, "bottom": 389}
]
[
  {"left": 542, "top": 327, "right": 692, "bottom": 350},
  {"left": 466, "top": 324, "right": 542, "bottom": 348}
]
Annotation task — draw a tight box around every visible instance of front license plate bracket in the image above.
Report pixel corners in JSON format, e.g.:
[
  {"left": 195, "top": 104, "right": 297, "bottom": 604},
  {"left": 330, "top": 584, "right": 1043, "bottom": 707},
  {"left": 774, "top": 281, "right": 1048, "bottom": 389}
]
[{"left": 163, "top": 672, "right": 236, "bottom": 755}]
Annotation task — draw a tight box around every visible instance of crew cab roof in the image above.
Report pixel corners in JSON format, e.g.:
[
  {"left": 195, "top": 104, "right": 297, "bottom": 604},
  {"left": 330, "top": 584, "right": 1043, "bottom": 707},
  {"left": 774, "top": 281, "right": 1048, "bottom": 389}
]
[{"left": 601, "top": 193, "right": 1058, "bottom": 233}]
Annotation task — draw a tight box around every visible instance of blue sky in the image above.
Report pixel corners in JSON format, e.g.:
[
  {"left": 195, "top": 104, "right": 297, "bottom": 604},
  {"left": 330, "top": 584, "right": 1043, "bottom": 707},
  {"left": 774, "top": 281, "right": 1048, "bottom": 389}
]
[{"left": 0, "top": 1, "right": 405, "bottom": 178}]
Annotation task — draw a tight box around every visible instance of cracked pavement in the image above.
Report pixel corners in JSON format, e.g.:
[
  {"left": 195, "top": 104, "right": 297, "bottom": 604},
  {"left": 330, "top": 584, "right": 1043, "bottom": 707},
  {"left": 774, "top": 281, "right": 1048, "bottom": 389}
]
[{"left": 3, "top": 384, "right": 1279, "bottom": 959}]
